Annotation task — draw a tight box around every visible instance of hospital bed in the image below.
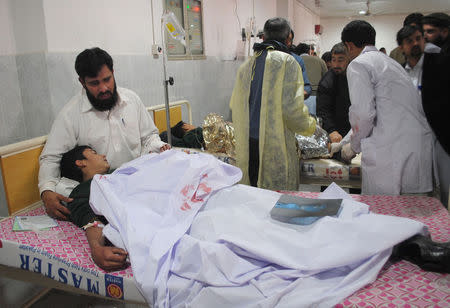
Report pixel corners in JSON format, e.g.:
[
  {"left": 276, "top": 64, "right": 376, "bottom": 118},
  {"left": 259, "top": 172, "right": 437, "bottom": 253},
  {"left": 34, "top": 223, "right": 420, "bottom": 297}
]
[
  {"left": 300, "top": 154, "right": 361, "bottom": 189},
  {"left": 0, "top": 103, "right": 448, "bottom": 306}
]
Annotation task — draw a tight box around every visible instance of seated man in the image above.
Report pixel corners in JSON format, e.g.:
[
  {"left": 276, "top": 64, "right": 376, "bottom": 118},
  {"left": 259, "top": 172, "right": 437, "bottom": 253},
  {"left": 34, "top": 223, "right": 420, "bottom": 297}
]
[
  {"left": 316, "top": 43, "right": 351, "bottom": 143},
  {"left": 39, "top": 47, "right": 170, "bottom": 221}
]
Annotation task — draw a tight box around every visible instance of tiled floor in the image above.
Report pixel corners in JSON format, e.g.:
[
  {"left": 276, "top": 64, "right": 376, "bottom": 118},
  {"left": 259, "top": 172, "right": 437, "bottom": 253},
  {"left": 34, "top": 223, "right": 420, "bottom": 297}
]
[{"left": 0, "top": 276, "right": 146, "bottom": 308}]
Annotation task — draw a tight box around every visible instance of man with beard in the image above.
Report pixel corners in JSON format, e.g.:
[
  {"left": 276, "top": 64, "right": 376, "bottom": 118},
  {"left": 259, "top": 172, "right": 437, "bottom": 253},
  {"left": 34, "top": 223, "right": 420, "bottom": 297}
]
[
  {"left": 397, "top": 25, "right": 425, "bottom": 90},
  {"left": 389, "top": 13, "right": 424, "bottom": 66},
  {"left": 39, "top": 47, "right": 170, "bottom": 220},
  {"left": 422, "top": 13, "right": 450, "bottom": 52},
  {"left": 316, "top": 42, "right": 351, "bottom": 143},
  {"left": 340, "top": 20, "right": 433, "bottom": 195}
]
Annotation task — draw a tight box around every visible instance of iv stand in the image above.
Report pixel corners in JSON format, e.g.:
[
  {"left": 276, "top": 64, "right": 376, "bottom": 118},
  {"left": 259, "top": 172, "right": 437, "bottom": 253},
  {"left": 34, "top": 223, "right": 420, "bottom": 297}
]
[{"left": 161, "top": 15, "right": 174, "bottom": 146}]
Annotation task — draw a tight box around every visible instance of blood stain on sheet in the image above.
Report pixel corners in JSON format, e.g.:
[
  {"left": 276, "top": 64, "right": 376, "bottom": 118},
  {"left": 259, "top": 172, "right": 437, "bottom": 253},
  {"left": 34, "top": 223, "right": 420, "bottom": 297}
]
[
  {"left": 180, "top": 202, "right": 191, "bottom": 211},
  {"left": 180, "top": 184, "right": 194, "bottom": 197},
  {"left": 198, "top": 183, "right": 212, "bottom": 194}
]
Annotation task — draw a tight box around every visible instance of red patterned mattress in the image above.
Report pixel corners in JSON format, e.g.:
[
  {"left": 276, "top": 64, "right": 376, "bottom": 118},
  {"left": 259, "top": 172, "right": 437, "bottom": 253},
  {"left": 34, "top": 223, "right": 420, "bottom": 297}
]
[{"left": 0, "top": 193, "right": 449, "bottom": 305}]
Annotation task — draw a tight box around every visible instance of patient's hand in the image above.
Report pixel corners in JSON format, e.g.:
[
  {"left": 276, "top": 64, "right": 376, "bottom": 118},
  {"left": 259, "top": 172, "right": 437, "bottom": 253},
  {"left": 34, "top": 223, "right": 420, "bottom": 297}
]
[
  {"left": 160, "top": 144, "right": 171, "bottom": 152},
  {"left": 41, "top": 190, "right": 72, "bottom": 220},
  {"left": 91, "top": 246, "right": 128, "bottom": 271},
  {"left": 182, "top": 123, "right": 196, "bottom": 132}
]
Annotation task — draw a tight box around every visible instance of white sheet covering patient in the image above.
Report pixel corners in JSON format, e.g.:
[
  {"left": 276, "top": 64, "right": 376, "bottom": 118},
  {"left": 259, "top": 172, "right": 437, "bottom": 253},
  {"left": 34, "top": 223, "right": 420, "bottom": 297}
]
[{"left": 88, "top": 150, "right": 426, "bottom": 307}]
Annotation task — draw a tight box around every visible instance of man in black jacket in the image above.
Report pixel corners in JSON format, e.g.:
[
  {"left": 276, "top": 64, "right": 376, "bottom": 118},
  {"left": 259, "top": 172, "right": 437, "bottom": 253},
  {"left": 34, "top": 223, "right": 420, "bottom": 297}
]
[
  {"left": 421, "top": 13, "right": 450, "bottom": 206},
  {"left": 316, "top": 43, "right": 351, "bottom": 143}
]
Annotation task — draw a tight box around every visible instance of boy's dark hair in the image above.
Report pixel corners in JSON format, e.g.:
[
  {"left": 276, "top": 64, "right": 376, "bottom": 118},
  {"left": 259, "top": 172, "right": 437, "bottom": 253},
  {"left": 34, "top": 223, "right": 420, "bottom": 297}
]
[
  {"left": 404, "top": 13, "right": 424, "bottom": 27},
  {"left": 321, "top": 51, "right": 332, "bottom": 62},
  {"left": 75, "top": 47, "right": 113, "bottom": 81},
  {"left": 396, "top": 25, "right": 423, "bottom": 46},
  {"left": 60, "top": 145, "right": 91, "bottom": 183},
  {"left": 293, "top": 43, "right": 310, "bottom": 55},
  {"left": 263, "top": 17, "right": 291, "bottom": 42},
  {"left": 331, "top": 42, "right": 347, "bottom": 55},
  {"left": 341, "top": 20, "right": 376, "bottom": 48}
]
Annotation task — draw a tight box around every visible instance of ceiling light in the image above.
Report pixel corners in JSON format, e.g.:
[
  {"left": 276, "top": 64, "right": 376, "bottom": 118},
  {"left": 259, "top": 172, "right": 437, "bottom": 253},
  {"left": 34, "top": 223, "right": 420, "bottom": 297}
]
[{"left": 359, "top": 10, "right": 366, "bottom": 15}]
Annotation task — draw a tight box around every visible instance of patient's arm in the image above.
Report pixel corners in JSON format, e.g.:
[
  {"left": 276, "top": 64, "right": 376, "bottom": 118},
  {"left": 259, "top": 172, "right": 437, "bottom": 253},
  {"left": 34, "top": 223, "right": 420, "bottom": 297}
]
[{"left": 86, "top": 226, "right": 128, "bottom": 271}]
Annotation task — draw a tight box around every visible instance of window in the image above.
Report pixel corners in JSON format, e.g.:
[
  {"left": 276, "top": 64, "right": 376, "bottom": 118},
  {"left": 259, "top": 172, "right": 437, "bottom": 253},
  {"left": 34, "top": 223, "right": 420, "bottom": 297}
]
[{"left": 165, "top": 0, "right": 205, "bottom": 59}]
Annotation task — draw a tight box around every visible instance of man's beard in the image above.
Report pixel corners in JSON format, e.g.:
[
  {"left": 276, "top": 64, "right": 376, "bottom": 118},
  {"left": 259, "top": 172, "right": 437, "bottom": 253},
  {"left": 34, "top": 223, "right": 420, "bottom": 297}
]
[
  {"left": 432, "top": 36, "right": 444, "bottom": 47},
  {"left": 86, "top": 84, "right": 118, "bottom": 111},
  {"left": 332, "top": 67, "right": 344, "bottom": 74},
  {"left": 410, "top": 46, "right": 423, "bottom": 58}
]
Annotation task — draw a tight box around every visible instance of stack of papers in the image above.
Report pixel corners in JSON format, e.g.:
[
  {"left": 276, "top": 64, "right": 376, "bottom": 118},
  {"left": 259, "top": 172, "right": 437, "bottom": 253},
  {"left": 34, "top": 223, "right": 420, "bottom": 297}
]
[{"left": 12, "top": 215, "right": 58, "bottom": 231}]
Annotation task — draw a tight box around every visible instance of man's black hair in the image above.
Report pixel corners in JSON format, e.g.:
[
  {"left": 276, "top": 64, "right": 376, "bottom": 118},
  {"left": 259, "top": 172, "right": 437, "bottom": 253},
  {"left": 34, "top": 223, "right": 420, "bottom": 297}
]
[
  {"left": 60, "top": 145, "right": 91, "bottom": 183},
  {"left": 321, "top": 51, "right": 332, "bottom": 62},
  {"left": 422, "top": 12, "right": 450, "bottom": 29},
  {"left": 75, "top": 47, "right": 113, "bottom": 81},
  {"left": 396, "top": 25, "right": 423, "bottom": 46},
  {"left": 293, "top": 43, "right": 310, "bottom": 55},
  {"left": 341, "top": 20, "right": 376, "bottom": 48},
  {"left": 331, "top": 42, "right": 347, "bottom": 55},
  {"left": 404, "top": 13, "right": 424, "bottom": 27},
  {"left": 263, "top": 17, "right": 291, "bottom": 42}
]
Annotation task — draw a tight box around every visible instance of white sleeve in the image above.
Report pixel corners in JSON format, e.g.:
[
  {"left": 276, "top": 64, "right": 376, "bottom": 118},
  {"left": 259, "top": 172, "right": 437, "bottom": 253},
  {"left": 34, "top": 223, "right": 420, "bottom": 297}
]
[
  {"left": 346, "top": 61, "right": 376, "bottom": 153},
  {"left": 38, "top": 111, "right": 78, "bottom": 194},
  {"left": 136, "top": 97, "right": 165, "bottom": 154}
]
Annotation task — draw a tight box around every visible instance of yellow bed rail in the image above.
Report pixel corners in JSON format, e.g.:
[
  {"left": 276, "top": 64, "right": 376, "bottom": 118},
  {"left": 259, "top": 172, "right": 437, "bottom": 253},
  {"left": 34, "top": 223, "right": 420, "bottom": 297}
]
[{"left": 0, "top": 136, "right": 47, "bottom": 215}]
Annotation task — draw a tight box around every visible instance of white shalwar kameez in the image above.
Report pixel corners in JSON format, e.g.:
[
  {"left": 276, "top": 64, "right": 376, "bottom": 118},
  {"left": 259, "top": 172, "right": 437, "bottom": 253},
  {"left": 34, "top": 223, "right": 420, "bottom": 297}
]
[
  {"left": 346, "top": 46, "right": 433, "bottom": 195},
  {"left": 39, "top": 87, "right": 164, "bottom": 194},
  {"left": 90, "top": 150, "right": 425, "bottom": 307}
]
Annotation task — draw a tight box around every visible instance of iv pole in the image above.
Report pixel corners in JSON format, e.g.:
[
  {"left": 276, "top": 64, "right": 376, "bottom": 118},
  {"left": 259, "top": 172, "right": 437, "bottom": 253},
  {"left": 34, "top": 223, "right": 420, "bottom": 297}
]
[{"left": 161, "top": 13, "right": 174, "bottom": 146}]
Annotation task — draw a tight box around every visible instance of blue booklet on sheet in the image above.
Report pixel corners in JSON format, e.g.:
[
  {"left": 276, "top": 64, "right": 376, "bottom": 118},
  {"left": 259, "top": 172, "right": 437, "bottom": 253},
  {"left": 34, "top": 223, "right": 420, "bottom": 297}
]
[{"left": 270, "top": 195, "right": 342, "bottom": 225}]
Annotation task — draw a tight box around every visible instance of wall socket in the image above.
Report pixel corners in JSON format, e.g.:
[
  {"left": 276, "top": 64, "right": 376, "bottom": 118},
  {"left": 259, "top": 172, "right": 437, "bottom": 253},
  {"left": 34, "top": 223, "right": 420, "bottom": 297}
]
[{"left": 152, "top": 44, "right": 162, "bottom": 55}]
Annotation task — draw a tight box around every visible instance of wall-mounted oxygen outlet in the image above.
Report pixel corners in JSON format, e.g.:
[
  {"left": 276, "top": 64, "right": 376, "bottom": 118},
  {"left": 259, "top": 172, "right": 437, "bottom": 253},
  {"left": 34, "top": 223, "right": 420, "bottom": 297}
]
[{"left": 152, "top": 44, "right": 162, "bottom": 55}]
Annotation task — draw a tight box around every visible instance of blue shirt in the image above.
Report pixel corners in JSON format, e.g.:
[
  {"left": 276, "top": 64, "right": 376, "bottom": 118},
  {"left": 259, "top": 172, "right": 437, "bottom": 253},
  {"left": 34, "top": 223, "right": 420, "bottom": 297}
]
[{"left": 291, "top": 52, "right": 312, "bottom": 96}]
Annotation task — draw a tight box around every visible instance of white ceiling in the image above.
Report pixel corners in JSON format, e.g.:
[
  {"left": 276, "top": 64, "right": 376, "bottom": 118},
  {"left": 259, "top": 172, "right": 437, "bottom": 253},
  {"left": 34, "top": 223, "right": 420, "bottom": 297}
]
[{"left": 297, "top": 0, "right": 450, "bottom": 18}]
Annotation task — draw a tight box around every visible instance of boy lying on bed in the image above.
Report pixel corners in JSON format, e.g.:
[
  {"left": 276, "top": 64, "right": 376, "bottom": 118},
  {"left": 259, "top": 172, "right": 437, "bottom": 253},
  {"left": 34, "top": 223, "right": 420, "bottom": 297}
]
[
  {"left": 60, "top": 145, "right": 450, "bottom": 279},
  {"left": 60, "top": 145, "right": 128, "bottom": 271}
]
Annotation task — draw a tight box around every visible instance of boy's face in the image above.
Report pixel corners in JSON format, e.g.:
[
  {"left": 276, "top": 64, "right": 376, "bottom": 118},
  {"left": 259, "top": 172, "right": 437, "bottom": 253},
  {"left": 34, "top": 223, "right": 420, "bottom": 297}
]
[{"left": 80, "top": 148, "right": 110, "bottom": 175}]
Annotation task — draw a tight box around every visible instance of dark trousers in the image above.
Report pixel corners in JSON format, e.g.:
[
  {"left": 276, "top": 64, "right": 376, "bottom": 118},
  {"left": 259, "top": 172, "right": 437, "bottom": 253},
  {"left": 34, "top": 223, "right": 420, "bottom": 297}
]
[{"left": 249, "top": 138, "right": 259, "bottom": 187}]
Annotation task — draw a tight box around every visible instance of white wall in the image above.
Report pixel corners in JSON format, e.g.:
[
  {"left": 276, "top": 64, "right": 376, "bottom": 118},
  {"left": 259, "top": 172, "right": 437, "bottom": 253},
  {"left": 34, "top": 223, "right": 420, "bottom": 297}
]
[
  {"left": 10, "top": 0, "right": 48, "bottom": 54},
  {"left": 42, "top": 0, "right": 279, "bottom": 58},
  {"left": 43, "top": 0, "right": 155, "bottom": 54},
  {"left": 292, "top": 1, "right": 320, "bottom": 49},
  {"left": 319, "top": 15, "right": 407, "bottom": 55},
  {"left": 203, "top": 0, "right": 276, "bottom": 59},
  {"left": 0, "top": 0, "right": 16, "bottom": 55}
]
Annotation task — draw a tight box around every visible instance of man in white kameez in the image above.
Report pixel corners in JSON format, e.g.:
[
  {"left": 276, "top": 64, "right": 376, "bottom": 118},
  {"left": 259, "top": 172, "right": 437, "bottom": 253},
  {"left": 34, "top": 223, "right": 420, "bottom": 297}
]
[{"left": 340, "top": 20, "right": 433, "bottom": 195}]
